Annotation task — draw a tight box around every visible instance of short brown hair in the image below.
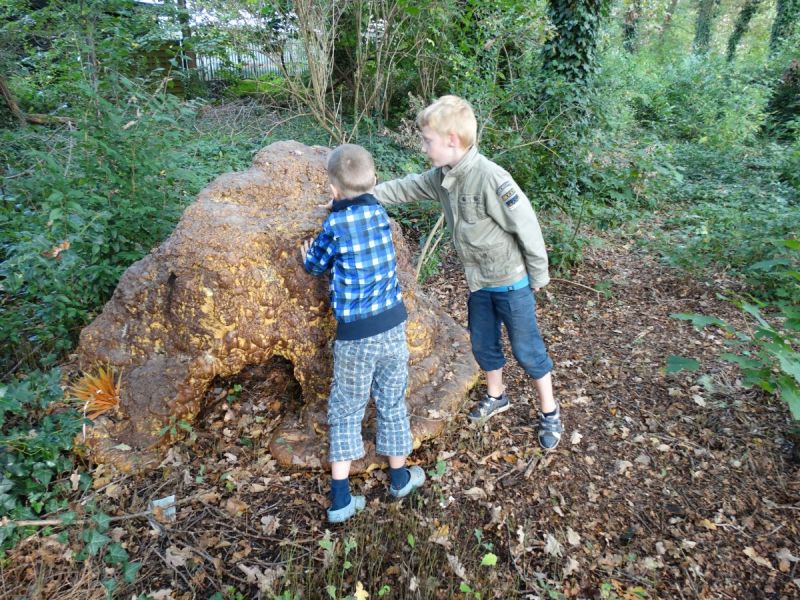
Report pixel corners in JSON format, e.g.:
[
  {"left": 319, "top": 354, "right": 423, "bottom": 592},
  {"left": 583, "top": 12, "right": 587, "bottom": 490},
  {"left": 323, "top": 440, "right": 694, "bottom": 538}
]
[
  {"left": 417, "top": 95, "right": 477, "bottom": 148},
  {"left": 327, "top": 144, "right": 376, "bottom": 199}
]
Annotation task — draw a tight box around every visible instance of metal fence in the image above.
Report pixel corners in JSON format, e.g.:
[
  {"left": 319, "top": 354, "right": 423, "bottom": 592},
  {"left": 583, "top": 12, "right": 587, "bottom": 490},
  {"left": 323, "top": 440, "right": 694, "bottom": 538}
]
[{"left": 195, "top": 39, "right": 307, "bottom": 81}]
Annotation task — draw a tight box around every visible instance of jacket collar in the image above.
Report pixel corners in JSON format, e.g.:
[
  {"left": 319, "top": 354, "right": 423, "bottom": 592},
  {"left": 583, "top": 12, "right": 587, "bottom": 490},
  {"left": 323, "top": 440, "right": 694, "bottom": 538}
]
[
  {"left": 441, "top": 145, "right": 479, "bottom": 188},
  {"left": 331, "top": 193, "right": 380, "bottom": 212}
]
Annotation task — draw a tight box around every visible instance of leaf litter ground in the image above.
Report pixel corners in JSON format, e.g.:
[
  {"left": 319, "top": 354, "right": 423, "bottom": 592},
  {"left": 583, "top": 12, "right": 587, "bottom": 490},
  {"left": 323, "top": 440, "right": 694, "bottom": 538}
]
[{"left": 3, "top": 237, "right": 798, "bottom": 600}]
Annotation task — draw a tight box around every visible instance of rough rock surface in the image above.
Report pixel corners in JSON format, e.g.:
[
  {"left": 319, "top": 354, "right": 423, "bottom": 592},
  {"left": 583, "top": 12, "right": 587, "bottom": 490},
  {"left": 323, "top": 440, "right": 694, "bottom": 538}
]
[{"left": 77, "top": 141, "right": 479, "bottom": 472}]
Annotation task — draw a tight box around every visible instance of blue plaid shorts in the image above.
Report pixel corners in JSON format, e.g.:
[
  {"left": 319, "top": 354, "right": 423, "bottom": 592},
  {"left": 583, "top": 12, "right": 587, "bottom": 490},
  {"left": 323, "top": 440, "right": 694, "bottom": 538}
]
[{"left": 328, "top": 322, "right": 412, "bottom": 463}]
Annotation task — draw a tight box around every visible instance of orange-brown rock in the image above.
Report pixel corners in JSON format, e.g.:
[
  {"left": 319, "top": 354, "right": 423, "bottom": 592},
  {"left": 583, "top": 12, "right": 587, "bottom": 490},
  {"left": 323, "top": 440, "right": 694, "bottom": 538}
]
[{"left": 77, "top": 141, "right": 478, "bottom": 472}]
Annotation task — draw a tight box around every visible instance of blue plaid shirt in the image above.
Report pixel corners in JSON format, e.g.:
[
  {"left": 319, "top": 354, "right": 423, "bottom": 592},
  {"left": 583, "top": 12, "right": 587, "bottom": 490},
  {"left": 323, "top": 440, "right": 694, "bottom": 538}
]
[{"left": 304, "top": 193, "right": 406, "bottom": 340}]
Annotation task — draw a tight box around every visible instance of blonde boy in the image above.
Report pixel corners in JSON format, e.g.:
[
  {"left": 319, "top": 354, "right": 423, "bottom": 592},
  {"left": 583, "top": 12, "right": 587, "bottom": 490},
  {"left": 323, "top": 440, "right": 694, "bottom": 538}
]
[{"left": 375, "top": 96, "right": 563, "bottom": 449}]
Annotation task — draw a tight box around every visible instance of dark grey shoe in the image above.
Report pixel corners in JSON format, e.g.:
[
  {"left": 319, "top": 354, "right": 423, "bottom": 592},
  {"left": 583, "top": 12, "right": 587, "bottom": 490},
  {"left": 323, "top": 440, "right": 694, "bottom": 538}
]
[
  {"left": 468, "top": 392, "right": 510, "bottom": 422},
  {"left": 538, "top": 406, "right": 563, "bottom": 450}
]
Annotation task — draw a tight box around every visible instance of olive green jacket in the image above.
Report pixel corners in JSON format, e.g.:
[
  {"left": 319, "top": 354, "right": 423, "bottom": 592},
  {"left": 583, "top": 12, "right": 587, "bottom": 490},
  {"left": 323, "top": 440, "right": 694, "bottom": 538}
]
[{"left": 375, "top": 146, "right": 550, "bottom": 292}]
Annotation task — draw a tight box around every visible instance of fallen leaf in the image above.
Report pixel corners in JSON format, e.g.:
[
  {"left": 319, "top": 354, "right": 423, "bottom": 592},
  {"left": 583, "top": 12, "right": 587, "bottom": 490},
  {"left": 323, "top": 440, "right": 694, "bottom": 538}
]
[
  {"left": 563, "top": 556, "right": 579, "bottom": 577},
  {"left": 566, "top": 527, "right": 581, "bottom": 546},
  {"left": 570, "top": 431, "right": 583, "bottom": 445},
  {"left": 260, "top": 515, "right": 280, "bottom": 535},
  {"left": 429, "top": 524, "right": 451, "bottom": 549},
  {"left": 776, "top": 548, "right": 799, "bottom": 562},
  {"left": 165, "top": 545, "right": 192, "bottom": 568},
  {"left": 225, "top": 497, "right": 248, "bottom": 518},
  {"left": 354, "top": 581, "right": 369, "bottom": 600},
  {"left": 616, "top": 460, "right": 633, "bottom": 474},
  {"left": 544, "top": 533, "right": 563, "bottom": 557},
  {"left": 447, "top": 553, "right": 467, "bottom": 580},
  {"left": 146, "top": 590, "right": 175, "bottom": 600},
  {"left": 464, "top": 486, "right": 488, "bottom": 501},
  {"left": 692, "top": 394, "right": 706, "bottom": 407},
  {"left": 238, "top": 564, "right": 260, "bottom": 584},
  {"left": 744, "top": 546, "right": 773, "bottom": 570},
  {"left": 699, "top": 518, "right": 717, "bottom": 531}
]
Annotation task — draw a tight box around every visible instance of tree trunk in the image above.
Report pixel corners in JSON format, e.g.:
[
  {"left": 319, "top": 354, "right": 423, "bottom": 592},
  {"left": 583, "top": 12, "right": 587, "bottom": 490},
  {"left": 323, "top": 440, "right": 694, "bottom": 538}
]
[
  {"left": 542, "top": 0, "right": 607, "bottom": 90},
  {"left": 770, "top": 0, "right": 800, "bottom": 55},
  {"left": 693, "top": 0, "right": 717, "bottom": 54},
  {"left": 623, "top": 0, "right": 642, "bottom": 52},
  {"left": 765, "top": 58, "right": 800, "bottom": 137},
  {"left": 176, "top": 0, "right": 196, "bottom": 70},
  {"left": 0, "top": 74, "right": 75, "bottom": 127},
  {"left": 659, "top": 0, "right": 680, "bottom": 45},
  {"left": 726, "top": 0, "right": 761, "bottom": 62},
  {"left": 0, "top": 74, "right": 27, "bottom": 126}
]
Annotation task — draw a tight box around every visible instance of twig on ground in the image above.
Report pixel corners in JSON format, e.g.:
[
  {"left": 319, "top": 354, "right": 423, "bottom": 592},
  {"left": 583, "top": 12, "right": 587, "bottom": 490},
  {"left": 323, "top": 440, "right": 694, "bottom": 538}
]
[{"left": 551, "top": 277, "right": 601, "bottom": 297}]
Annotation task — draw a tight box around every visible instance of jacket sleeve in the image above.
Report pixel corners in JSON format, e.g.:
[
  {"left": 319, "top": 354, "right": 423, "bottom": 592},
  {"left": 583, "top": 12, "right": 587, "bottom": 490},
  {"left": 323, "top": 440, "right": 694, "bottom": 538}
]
[
  {"left": 484, "top": 174, "right": 550, "bottom": 289},
  {"left": 303, "top": 217, "right": 336, "bottom": 276},
  {"left": 374, "top": 169, "right": 440, "bottom": 205}
]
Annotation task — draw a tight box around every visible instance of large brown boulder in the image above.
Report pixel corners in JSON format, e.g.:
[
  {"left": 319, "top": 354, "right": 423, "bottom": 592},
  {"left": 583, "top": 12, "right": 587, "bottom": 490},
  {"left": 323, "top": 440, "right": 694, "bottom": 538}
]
[{"left": 77, "top": 141, "right": 478, "bottom": 472}]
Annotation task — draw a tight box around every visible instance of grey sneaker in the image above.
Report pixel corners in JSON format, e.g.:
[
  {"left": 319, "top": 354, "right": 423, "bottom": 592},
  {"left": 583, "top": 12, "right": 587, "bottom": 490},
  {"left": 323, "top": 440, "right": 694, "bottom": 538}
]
[
  {"left": 327, "top": 495, "right": 366, "bottom": 524},
  {"left": 389, "top": 465, "right": 426, "bottom": 498},
  {"left": 468, "top": 392, "right": 510, "bottom": 422},
  {"left": 538, "top": 406, "right": 563, "bottom": 450}
]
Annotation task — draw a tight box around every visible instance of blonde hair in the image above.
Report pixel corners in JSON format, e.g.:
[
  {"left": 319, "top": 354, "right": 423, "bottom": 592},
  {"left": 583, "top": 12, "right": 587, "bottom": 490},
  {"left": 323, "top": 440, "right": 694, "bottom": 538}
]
[
  {"left": 417, "top": 95, "right": 477, "bottom": 148},
  {"left": 327, "top": 144, "right": 376, "bottom": 199}
]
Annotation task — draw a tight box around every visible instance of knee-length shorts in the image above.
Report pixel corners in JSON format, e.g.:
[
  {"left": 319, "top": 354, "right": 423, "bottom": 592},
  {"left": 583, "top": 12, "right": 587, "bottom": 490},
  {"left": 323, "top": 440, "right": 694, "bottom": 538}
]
[
  {"left": 327, "top": 322, "right": 412, "bottom": 463},
  {"left": 467, "top": 286, "right": 553, "bottom": 380}
]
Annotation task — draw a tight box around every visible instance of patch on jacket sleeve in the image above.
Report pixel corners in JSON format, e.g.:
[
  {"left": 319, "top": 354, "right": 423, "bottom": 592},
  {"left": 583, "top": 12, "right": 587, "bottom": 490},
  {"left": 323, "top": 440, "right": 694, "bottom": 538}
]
[{"left": 496, "top": 180, "right": 519, "bottom": 210}]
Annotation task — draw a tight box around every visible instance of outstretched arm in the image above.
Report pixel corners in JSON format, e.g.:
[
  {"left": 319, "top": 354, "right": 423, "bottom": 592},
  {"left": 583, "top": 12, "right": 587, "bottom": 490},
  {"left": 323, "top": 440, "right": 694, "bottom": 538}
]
[{"left": 374, "top": 169, "right": 440, "bottom": 206}]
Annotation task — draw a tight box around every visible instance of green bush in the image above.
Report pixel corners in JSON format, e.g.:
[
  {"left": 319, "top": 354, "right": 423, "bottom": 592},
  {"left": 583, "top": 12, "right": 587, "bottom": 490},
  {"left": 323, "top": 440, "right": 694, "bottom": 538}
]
[
  {"left": 672, "top": 281, "right": 800, "bottom": 422},
  {"left": 650, "top": 143, "right": 799, "bottom": 301},
  {"left": 225, "top": 73, "right": 292, "bottom": 104},
  {"left": 0, "top": 79, "right": 204, "bottom": 372},
  {"left": 625, "top": 54, "right": 769, "bottom": 148}
]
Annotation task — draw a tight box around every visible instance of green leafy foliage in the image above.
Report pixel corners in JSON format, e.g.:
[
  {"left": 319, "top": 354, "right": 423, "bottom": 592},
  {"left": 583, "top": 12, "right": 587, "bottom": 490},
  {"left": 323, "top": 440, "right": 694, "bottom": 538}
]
[
  {"left": 0, "top": 369, "right": 86, "bottom": 549},
  {"left": 645, "top": 138, "right": 798, "bottom": 302},
  {"left": 672, "top": 277, "right": 800, "bottom": 420}
]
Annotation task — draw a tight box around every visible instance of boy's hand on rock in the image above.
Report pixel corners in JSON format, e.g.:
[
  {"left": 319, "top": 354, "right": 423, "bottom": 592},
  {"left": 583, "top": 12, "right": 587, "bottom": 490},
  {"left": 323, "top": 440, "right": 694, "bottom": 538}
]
[{"left": 300, "top": 238, "right": 313, "bottom": 262}]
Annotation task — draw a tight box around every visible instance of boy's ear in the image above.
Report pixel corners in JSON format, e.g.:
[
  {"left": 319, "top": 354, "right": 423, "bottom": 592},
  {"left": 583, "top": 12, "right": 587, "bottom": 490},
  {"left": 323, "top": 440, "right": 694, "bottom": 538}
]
[
  {"left": 330, "top": 183, "right": 341, "bottom": 199},
  {"left": 447, "top": 132, "right": 461, "bottom": 148}
]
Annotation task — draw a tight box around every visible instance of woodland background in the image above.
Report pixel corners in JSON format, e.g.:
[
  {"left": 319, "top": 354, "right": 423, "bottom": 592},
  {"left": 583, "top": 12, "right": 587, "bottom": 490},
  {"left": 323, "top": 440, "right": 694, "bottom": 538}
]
[{"left": 0, "top": 0, "right": 798, "bottom": 598}]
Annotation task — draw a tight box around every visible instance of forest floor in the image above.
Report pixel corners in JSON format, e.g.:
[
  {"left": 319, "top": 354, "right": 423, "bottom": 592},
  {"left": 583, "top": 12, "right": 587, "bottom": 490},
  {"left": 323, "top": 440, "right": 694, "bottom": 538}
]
[{"left": 3, "top": 233, "right": 799, "bottom": 600}]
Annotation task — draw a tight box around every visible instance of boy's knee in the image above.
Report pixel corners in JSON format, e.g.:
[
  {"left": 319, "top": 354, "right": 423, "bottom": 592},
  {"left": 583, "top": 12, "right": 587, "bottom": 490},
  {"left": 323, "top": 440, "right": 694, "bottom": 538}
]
[{"left": 518, "top": 354, "right": 553, "bottom": 380}]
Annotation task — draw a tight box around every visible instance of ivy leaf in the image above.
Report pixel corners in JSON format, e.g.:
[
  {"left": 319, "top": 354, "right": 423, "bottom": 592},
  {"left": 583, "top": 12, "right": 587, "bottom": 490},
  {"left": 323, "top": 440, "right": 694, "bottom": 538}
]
[
  {"left": 83, "top": 529, "right": 110, "bottom": 556},
  {"left": 105, "top": 542, "right": 129, "bottom": 565},
  {"left": 92, "top": 512, "right": 111, "bottom": 532},
  {"left": 123, "top": 560, "right": 142, "bottom": 583}
]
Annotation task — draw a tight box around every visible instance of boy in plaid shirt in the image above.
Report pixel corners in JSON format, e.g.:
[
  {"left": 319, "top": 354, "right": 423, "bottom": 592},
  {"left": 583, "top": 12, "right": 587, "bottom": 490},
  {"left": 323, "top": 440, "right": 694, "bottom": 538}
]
[{"left": 301, "top": 144, "right": 425, "bottom": 524}]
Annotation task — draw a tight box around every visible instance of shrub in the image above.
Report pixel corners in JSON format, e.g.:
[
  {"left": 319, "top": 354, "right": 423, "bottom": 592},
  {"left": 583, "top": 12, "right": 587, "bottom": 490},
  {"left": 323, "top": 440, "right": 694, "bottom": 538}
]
[
  {"left": 0, "top": 78, "right": 203, "bottom": 373},
  {"left": 625, "top": 54, "right": 769, "bottom": 149},
  {"left": 650, "top": 143, "right": 799, "bottom": 301}
]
